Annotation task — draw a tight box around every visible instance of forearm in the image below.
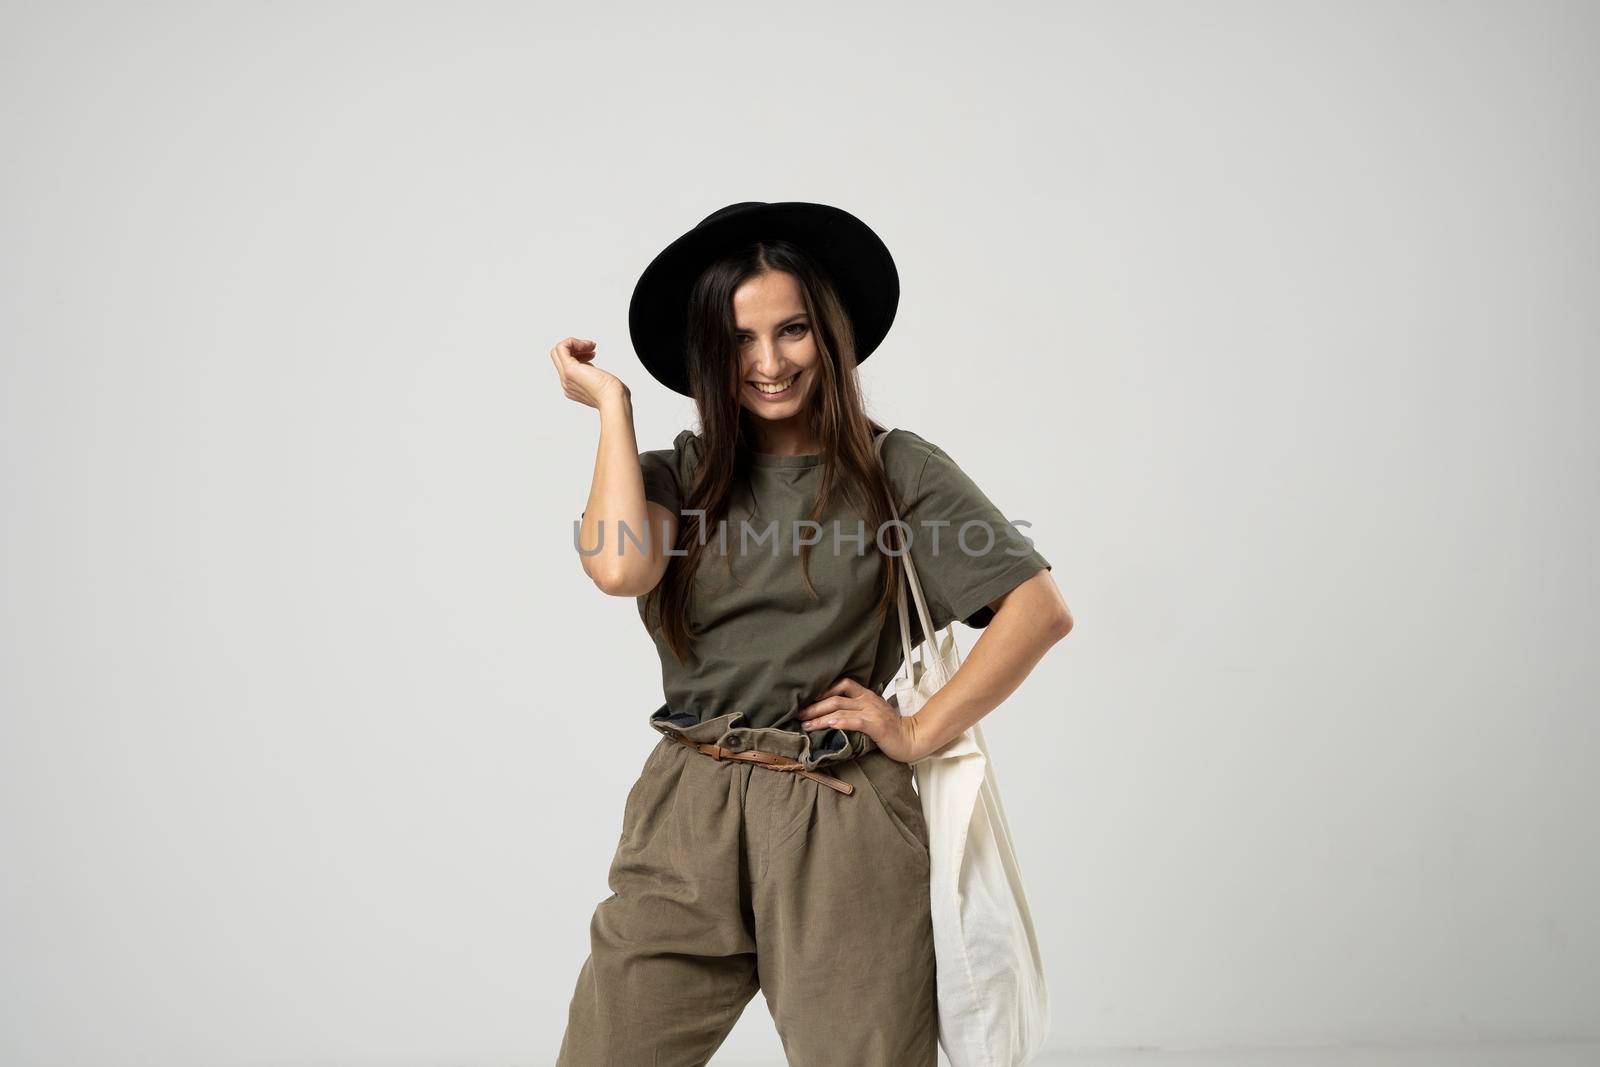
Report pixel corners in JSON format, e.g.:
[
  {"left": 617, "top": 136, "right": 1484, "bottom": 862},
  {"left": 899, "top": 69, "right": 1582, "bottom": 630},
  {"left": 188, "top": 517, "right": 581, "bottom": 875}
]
[
  {"left": 578, "top": 387, "right": 659, "bottom": 588},
  {"left": 908, "top": 573, "right": 1071, "bottom": 759}
]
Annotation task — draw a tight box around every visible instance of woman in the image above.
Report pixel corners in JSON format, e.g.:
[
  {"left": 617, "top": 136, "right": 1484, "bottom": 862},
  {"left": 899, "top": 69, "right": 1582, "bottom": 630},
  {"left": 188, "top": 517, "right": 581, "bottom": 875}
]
[{"left": 549, "top": 202, "right": 1073, "bottom": 1066}]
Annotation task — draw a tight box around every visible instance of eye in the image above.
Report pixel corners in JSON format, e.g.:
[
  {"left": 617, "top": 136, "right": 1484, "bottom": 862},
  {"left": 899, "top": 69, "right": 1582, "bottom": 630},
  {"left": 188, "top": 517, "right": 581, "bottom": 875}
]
[{"left": 784, "top": 323, "right": 808, "bottom": 336}]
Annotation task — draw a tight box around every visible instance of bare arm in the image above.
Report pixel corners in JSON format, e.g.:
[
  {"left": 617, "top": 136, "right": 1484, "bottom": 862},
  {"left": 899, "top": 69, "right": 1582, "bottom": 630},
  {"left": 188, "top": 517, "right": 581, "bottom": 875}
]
[
  {"left": 905, "top": 569, "right": 1073, "bottom": 758},
  {"left": 551, "top": 337, "right": 678, "bottom": 598},
  {"left": 795, "top": 566, "right": 1072, "bottom": 763}
]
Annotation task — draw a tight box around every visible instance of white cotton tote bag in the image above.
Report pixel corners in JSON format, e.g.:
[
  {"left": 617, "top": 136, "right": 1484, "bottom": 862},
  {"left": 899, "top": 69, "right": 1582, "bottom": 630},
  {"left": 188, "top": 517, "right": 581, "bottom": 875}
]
[{"left": 872, "top": 430, "right": 1050, "bottom": 1067}]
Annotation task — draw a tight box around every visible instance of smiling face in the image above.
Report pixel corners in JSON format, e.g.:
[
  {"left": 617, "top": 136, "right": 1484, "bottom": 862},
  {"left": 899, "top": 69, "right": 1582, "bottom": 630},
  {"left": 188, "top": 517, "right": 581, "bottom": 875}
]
[{"left": 732, "top": 270, "right": 821, "bottom": 430}]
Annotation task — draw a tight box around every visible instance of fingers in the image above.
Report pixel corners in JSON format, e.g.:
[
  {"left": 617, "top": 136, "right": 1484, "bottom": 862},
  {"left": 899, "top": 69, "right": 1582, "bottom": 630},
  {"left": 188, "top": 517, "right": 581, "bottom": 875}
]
[
  {"left": 798, "top": 678, "right": 871, "bottom": 723},
  {"left": 804, "top": 713, "right": 860, "bottom": 732},
  {"left": 549, "top": 338, "right": 602, "bottom": 405},
  {"left": 797, "top": 695, "right": 852, "bottom": 723},
  {"left": 799, "top": 678, "right": 891, "bottom": 733},
  {"left": 549, "top": 337, "right": 597, "bottom": 368}
]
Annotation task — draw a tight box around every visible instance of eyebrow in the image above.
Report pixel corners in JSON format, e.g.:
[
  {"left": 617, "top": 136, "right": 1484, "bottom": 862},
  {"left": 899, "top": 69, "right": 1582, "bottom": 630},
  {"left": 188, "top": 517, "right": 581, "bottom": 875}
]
[{"left": 734, "top": 313, "right": 810, "bottom": 333}]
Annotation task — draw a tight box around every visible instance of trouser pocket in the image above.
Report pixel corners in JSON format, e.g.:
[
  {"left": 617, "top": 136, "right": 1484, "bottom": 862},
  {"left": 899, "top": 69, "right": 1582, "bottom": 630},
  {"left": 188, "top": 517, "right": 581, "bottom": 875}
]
[{"left": 857, "top": 749, "right": 930, "bottom": 861}]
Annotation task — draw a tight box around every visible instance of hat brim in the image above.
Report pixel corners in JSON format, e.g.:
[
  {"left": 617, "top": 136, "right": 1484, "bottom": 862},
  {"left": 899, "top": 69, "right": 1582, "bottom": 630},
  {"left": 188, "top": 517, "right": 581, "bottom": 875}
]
[{"left": 628, "top": 201, "right": 899, "bottom": 397}]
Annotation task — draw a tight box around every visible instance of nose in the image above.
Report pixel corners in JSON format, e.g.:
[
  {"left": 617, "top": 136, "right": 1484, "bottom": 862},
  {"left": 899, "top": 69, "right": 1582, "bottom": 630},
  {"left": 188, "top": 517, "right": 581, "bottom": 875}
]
[{"left": 751, "top": 339, "right": 785, "bottom": 379}]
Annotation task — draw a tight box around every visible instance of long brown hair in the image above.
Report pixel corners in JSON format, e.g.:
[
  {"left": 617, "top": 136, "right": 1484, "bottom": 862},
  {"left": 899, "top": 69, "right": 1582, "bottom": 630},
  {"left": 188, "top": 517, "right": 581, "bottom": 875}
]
[{"left": 643, "top": 239, "right": 905, "bottom": 663}]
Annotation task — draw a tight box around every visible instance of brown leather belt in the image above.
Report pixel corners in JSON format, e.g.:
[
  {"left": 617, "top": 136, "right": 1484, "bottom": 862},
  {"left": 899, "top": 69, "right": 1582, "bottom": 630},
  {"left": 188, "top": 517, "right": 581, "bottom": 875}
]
[{"left": 666, "top": 731, "right": 854, "bottom": 796}]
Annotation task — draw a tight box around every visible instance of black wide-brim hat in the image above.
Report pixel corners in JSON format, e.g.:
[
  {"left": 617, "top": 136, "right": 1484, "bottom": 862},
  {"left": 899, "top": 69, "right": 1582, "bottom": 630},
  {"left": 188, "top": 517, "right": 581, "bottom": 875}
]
[{"left": 628, "top": 201, "right": 899, "bottom": 397}]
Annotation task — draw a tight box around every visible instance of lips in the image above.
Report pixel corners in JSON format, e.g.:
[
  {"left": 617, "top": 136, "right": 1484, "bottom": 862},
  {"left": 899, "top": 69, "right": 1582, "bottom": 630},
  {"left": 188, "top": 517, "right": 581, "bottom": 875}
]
[{"left": 748, "top": 371, "right": 799, "bottom": 399}]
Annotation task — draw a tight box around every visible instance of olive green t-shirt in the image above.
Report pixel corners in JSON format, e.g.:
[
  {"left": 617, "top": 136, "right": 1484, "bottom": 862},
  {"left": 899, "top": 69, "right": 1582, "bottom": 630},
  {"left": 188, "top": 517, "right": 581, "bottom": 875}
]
[{"left": 631, "top": 427, "right": 1051, "bottom": 756}]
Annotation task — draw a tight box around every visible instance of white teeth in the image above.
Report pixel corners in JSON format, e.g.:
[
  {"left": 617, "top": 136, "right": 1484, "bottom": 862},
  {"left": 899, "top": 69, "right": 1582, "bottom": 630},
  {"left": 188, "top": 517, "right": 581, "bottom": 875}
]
[{"left": 752, "top": 374, "right": 798, "bottom": 394}]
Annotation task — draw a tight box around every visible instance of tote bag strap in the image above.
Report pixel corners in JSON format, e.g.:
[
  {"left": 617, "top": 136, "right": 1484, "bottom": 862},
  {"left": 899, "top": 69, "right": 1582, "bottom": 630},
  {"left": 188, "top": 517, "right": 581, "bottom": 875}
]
[
  {"left": 873, "top": 430, "right": 955, "bottom": 687},
  {"left": 872, "top": 430, "right": 930, "bottom": 669}
]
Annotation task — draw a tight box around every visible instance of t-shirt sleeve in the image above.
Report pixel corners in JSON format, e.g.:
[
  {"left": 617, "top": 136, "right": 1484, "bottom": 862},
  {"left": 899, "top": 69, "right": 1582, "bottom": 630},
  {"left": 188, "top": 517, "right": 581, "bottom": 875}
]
[
  {"left": 638, "top": 444, "right": 681, "bottom": 513},
  {"left": 896, "top": 434, "right": 1052, "bottom": 632}
]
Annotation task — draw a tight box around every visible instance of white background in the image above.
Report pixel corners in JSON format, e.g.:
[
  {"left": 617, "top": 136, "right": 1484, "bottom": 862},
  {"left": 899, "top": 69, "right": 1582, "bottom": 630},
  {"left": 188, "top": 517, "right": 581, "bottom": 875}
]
[{"left": 2, "top": 2, "right": 1596, "bottom": 1064}]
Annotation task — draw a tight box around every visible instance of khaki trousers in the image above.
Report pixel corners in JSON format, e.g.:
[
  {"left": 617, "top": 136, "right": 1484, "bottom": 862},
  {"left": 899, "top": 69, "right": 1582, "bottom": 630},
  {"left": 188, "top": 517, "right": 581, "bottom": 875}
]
[{"left": 556, "top": 710, "right": 938, "bottom": 1066}]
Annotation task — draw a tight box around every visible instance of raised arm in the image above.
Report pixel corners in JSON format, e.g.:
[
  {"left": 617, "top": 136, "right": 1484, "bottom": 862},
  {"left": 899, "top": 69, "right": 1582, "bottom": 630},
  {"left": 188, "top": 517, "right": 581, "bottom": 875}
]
[{"left": 550, "top": 337, "right": 678, "bottom": 597}]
